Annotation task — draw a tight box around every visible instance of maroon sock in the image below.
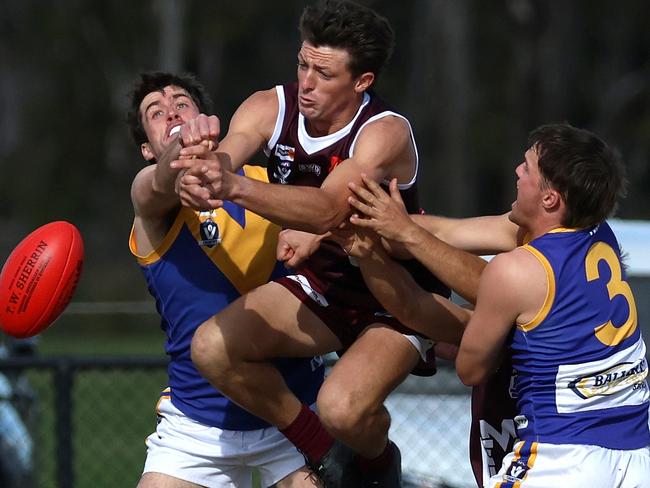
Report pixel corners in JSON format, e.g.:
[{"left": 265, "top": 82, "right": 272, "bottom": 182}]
[
  {"left": 280, "top": 404, "right": 334, "bottom": 463},
  {"left": 356, "top": 441, "right": 394, "bottom": 475}
]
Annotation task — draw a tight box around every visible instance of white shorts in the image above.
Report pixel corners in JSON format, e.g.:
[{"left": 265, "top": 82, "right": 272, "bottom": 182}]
[
  {"left": 404, "top": 334, "right": 434, "bottom": 362},
  {"left": 488, "top": 440, "right": 650, "bottom": 488},
  {"left": 142, "top": 397, "right": 307, "bottom": 487}
]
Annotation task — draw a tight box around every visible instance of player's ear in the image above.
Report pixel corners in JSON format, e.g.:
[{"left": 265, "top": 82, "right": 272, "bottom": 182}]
[
  {"left": 141, "top": 143, "right": 155, "bottom": 162},
  {"left": 354, "top": 72, "right": 375, "bottom": 93},
  {"left": 542, "top": 188, "right": 561, "bottom": 212}
]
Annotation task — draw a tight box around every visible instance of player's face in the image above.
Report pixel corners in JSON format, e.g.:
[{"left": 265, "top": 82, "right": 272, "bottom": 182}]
[
  {"left": 139, "top": 85, "right": 200, "bottom": 161},
  {"left": 296, "top": 42, "right": 371, "bottom": 132},
  {"left": 509, "top": 145, "right": 545, "bottom": 227}
]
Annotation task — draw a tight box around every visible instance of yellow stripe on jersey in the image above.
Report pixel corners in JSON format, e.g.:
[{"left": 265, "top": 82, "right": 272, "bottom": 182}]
[
  {"left": 182, "top": 204, "right": 280, "bottom": 294},
  {"left": 518, "top": 245, "right": 556, "bottom": 332},
  {"left": 130, "top": 165, "right": 281, "bottom": 294},
  {"left": 547, "top": 227, "right": 579, "bottom": 233},
  {"left": 155, "top": 387, "right": 172, "bottom": 414},
  {"left": 526, "top": 442, "right": 538, "bottom": 469},
  {"left": 130, "top": 212, "right": 186, "bottom": 265}
]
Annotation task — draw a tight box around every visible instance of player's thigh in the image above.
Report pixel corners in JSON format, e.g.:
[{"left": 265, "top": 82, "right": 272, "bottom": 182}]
[
  {"left": 137, "top": 472, "right": 205, "bottom": 488},
  {"left": 320, "top": 324, "right": 420, "bottom": 410},
  {"left": 207, "top": 281, "right": 342, "bottom": 359}
]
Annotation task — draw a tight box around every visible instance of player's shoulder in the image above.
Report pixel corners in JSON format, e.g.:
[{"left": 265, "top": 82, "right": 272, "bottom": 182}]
[
  {"left": 356, "top": 113, "right": 411, "bottom": 150},
  {"left": 485, "top": 248, "right": 543, "bottom": 288},
  {"left": 364, "top": 111, "right": 410, "bottom": 132},
  {"left": 241, "top": 87, "right": 279, "bottom": 111},
  {"left": 232, "top": 87, "right": 280, "bottom": 133}
]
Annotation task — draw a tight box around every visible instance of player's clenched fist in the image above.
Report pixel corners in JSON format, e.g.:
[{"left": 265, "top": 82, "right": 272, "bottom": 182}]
[
  {"left": 172, "top": 156, "right": 231, "bottom": 211},
  {"left": 180, "top": 114, "right": 220, "bottom": 147}
]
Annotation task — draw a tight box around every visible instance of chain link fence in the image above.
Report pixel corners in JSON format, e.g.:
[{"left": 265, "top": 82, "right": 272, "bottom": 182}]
[{"left": 0, "top": 355, "right": 473, "bottom": 488}]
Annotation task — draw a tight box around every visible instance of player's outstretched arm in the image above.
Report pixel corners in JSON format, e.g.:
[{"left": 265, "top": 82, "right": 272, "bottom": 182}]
[
  {"left": 411, "top": 212, "right": 521, "bottom": 255},
  {"left": 455, "top": 250, "right": 535, "bottom": 385},
  {"left": 331, "top": 226, "right": 470, "bottom": 344},
  {"left": 133, "top": 136, "right": 219, "bottom": 219},
  {"left": 131, "top": 135, "right": 184, "bottom": 220},
  {"left": 277, "top": 229, "right": 329, "bottom": 268},
  {"left": 349, "top": 174, "right": 487, "bottom": 304},
  {"left": 172, "top": 90, "right": 277, "bottom": 211},
  {"left": 361, "top": 244, "right": 470, "bottom": 344}
]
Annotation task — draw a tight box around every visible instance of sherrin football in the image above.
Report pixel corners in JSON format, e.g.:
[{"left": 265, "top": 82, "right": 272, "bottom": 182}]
[{"left": 0, "top": 221, "right": 84, "bottom": 338}]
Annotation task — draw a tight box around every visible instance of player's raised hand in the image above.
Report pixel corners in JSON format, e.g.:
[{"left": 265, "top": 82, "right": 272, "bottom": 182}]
[
  {"left": 180, "top": 114, "right": 220, "bottom": 147},
  {"left": 347, "top": 174, "right": 415, "bottom": 244},
  {"left": 277, "top": 229, "right": 323, "bottom": 268},
  {"left": 328, "top": 221, "right": 379, "bottom": 260},
  {"left": 173, "top": 157, "right": 227, "bottom": 211},
  {"left": 178, "top": 139, "right": 218, "bottom": 160}
]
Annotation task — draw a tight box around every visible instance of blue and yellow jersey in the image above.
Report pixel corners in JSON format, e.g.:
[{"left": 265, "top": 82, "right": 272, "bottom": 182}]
[
  {"left": 511, "top": 221, "right": 649, "bottom": 449},
  {"left": 129, "top": 165, "right": 323, "bottom": 430}
]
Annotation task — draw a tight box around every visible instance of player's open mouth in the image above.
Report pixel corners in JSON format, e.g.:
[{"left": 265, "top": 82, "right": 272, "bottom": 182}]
[{"left": 168, "top": 125, "right": 182, "bottom": 138}]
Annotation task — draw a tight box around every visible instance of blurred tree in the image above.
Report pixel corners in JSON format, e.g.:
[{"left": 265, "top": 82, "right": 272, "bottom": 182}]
[{"left": 0, "top": 0, "right": 648, "bottom": 302}]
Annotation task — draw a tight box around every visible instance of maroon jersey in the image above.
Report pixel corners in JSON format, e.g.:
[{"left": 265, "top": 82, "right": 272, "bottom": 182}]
[
  {"left": 266, "top": 82, "right": 449, "bottom": 313},
  {"left": 469, "top": 352, "right": 518, "bottom": 486}
]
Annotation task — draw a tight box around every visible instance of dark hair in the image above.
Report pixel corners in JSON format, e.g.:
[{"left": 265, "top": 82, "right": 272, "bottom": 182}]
[
  {"left": 299, "top": 0, "right": 394, "bottom": 80},
  {"left": 127, "top": 71, "right": 212, "bottom": 146},
  {"left": 528, "top": 123, "right": 627, "bottom": 228}
]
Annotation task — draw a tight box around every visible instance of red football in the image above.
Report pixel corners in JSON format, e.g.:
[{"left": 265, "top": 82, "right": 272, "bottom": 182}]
[{"left": 0, "top": 221, "right": 84, "bottom": 338}]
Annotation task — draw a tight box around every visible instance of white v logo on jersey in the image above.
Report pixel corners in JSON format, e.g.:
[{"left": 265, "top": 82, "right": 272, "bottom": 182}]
[{"left": 510, "top": 465, "right": 525, "bottom": 478}]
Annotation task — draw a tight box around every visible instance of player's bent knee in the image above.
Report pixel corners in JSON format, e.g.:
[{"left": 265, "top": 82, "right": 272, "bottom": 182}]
[
  {"left": 316, "top": 386, "right": 366, "bottom": 436},
  {"left": 191, "top": 320, "right": 230, "bottom": 379}
]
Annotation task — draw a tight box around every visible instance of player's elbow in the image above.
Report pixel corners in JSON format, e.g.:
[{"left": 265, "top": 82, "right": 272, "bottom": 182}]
[
  {"left": 310, "top": 208, "right": 347, "bottom": 234},
  {"left": 456, "top": 369, "right": 484, "bottom": 387},
  {"left": 455, "top": 359, "right": 486, "bottom": 386}
]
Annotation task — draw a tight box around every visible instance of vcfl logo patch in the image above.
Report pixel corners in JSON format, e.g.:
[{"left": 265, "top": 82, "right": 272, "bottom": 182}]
[
  {"left": 504, "top": 459, "right": 529, "bottom": 482},
  {"left": 199, "top": 219, "right": 221, "bottom": 248}
]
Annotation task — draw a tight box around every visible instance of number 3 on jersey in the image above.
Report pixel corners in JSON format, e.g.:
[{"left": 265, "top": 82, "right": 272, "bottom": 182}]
[{"left": 585, "top": 242, "right": 638, "bottom": 346}]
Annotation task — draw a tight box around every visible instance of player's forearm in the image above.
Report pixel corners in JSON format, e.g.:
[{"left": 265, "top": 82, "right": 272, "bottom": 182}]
[
  {"left": 132, "top": 149, "right": 183, "bottom": 219},
  {"left": 412, "top": 212, "right": 519, "bottom": 254},
  {"left": 359, "top": 249, "right": 468, "bottom": 344},
  {"left": 456, "top": 342, "right": 503, "bottom": 385},
  {"left": 152, "top": 141, "right": 183, "bottom": 197},
  {"left": 404, "top": 224, "right": 486, "bottom": 305},
  {"left": 229, "top": 175, "right": 346, "bottom": 233},
  {"left": 358, "top": 249, "right": 412, "bottom": 323}
]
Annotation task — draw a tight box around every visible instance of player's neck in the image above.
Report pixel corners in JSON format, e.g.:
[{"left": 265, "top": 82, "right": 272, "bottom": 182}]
[{"left": 527, "top": 217, "right": 565, "bottom": 240}]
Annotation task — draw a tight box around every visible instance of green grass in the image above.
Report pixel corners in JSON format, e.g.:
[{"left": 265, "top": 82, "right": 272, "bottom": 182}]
[
  {"left": 39, "top": 313, "right": 166, "bottom": 357},
  {"left": 20, "top": 313, "right": 266, "bottom": 487},
  {"left": 13, "top": 313, "right": 168, "bottom": 487}
]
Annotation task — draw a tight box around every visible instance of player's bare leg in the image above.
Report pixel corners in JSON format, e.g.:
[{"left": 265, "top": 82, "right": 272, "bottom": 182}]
[
  {"left": 317, "top": 325, "right": 419, "bottom": 486},
  {"left": 317, "top": 325, "right": 417, "bottom": 456},
  {"left": 192, "top": 282, "right": 358, "bottom": 487},
  {"left": 274, "top": 467, "right": 323, "bottom": 487},
  {"left": 137, "top": 472, "right": 204, "bottom": 488},
  {"left": 192, "top": 281, "right": 341, "bottom": 429}
]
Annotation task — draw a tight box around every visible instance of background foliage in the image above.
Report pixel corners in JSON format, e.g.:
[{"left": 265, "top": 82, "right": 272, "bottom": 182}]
[{"left": 1, "top": 0, "right": 649, "bottom": 303}]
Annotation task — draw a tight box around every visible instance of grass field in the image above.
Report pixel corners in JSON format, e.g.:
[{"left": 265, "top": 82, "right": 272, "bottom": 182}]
[{"left": 11, "top": 312, "right": 168, "bottom": 487}]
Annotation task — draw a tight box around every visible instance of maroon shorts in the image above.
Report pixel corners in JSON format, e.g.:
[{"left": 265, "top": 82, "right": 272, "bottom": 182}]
[
  {"left": 275, "top": 273, "right": 437, "bottom": 376},
  {"left": 469, "top": 353, "right": 518, "bottom": 485}
]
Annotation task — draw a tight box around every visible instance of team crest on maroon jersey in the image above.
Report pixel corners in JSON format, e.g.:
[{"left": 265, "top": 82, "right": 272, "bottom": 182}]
[
  {"left": 273, "top": 160, "right": 292, "bottom": 185},
  {"left": 274, "top": 143, "right": 295, "bottom": 161},
  {"left": 273, "top": 144, "right": 294, "bottom": 184}
]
